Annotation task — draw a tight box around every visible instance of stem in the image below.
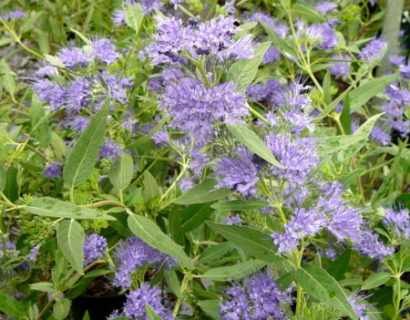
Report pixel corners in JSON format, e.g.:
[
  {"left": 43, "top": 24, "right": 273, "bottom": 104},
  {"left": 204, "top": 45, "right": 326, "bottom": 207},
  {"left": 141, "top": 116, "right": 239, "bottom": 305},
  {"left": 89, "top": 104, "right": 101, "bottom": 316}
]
[
  {"left": 394, "top": 274, "right": 402, "bottom": 320},
  {"left": 173, "top": 272, "right": 191, "bottom": 317},
  {"left": 195, "top": 60, "right": 212, "bottom": 88},
  {"left": 69, "top": 187, "right": 75, "bottom": 203},
  {"left": 82, "top": 200, "right": 128, "bottom": 209},
  {"left": 160, "top": 160, "right": 189, "bottom": 203}
]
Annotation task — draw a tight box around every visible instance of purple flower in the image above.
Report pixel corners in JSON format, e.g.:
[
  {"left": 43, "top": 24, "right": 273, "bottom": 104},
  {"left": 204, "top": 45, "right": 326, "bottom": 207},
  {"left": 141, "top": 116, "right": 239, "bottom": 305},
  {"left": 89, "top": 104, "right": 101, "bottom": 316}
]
[
  {"left": 69, "top": 116, "right": 90, "bottom": 132},
  {"left": 36, "top": 65, "right": 58, "bottom": 77},
  {"left": 65, "top": 77, "right": 92, "bottom": 113},
  {"left": 330, "top": 54, "right": 350, "bottom": 80},
  {"left": 1, "top": 10, "right": 25, "bottom": 21},
  {"left": 152, "top": 131, "right": 169, "bottom": 147},
  {"left": 249, "top": 12, "right": 288, "bottom": 39},
  {"left": 263, "top": 46, "right": 281, "bottom": 64},
  {"left": 57, "top": 47, "right": 92, "bottom": 68},
  {"left": 355, "top": 231, "right": 394, "bottom": 260},
  {"left": 28, "top": 245, "right": 40, "bottom": 263},
  {"left": 123, "top": 284, "right": 174, "bottom": 320},
  {"left": 220, "top": 273, "right": 288, "bottom": 320},
  {"left": 101, "top": 73, "right": 132, "bottom": 103},
  {"left": 130, "top": 0, "right": 163, "bottom": 14},
  {"left": 370, "top": 126, "right": 391, "bottom": 145},
  {"left": 383, "top": 208, "right": 410, "bottom": 239},
  {"left": 272, "top": 208, "right": 327, "bottom": 253},
  {"left": 316, "top": 2, "right": 337, "bottom": 14},
  {"left": 91, "top": 39, "right": 120, "bottom": 64},
  {"left": 390, "top": 55, "right": 405, "bottom": 66},
  {"left": 225, "top": 215, "right": 242, "bottom": 225},
  {"left": 399, "top": 64, "right": 410, "bottom": 79},
  {"left": 112, "top": 9, "right": 126, "bottom": 26},
  {"left": 100, "top": 140, "right": 122, "bottom": 160},
  {"left": 266, "top": 134, "right": 318, "bottom": 185},
  {"left": 348, "top": 292, "right": 371, "bottom": 320},
  {"left": 113, "top": 236, "right": 175, "bottom": 289},
  {"left": 44, "top": 162, "right": 63, "bottom": 179},
  {"left": 218, "top": 35, "right": 254, "bottom": 60},
  {"left": 215, "top": 146, "right": 259, "bottom": 196},
  {"left": 160, "top": 78, "right": 248, "bottom": 142},
  {"left": 360, "top": 39, "right": 386, "bottom": 62},
  {"left": 83, "top": 234, "right": 107, "bottom": 266},
  {"left": 34, "top": 79, "right": 65, "bottom": 111}
]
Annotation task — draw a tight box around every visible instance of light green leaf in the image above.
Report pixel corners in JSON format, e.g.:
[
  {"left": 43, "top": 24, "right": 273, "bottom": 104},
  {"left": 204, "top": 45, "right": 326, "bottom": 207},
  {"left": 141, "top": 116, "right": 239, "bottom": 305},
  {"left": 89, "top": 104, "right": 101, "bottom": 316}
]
[
  {"left": 0, "top": 166, "right": 5, "bottom": 192},
  {"left": 348, "top": 74, "right": 398, "bottom": 113},
  {"left": 29, "top": 282, "right": 56, "bottom": 293},
  {"left": 361, "top": 272, "right": 391, "bottom": 290},
  {"left": 197, "top": 300, "right": 221, "bottom": 320},
  {"left": 31, "top": 94, "right": 51, "bottom": 148},
  {"left": 142, "top": 171, "right": 160, "bottom": 202},
  {"left": 227, "top": 42, "right": 271, "bottom": 89},
  {"left": 208, "top": 223, "right": 283, "bottom": 264},
  {"left": 211, "top": 200, "right": 268, "bottom": 212},
  {"left": 53, "top": 298, "right": 71, "bottom": 320},
  {"left": 202, "top": 259, "right": 267, "bottom": 281},
  {"left": 127, "top": 214, "right": 194, "bottom": 269},
  {"left": 174, "top": 179, "right": 231, "bottom": 205},
  {"left": 291, "top": 3, "right": 326, "bottom": 22},
  {"left": 295, "top": 264, "right": 357, "bottom": 319},
  {"left": 25, "top": 197, "right": 115, "bottom": 220},
  {"left": 56, "top": 219, "right": 85, "bottom": 275},
  {"left": 63, "top": 99, "right": 109, "bottom": 187},
  {"left": 109, "top": 153, "right": 134, "bottom": 191},
  {"left": 125, "top": 3, "right": 145, "bottom": 32},
  {"left": 180, "top": 203, "right": 213, "bottom": 233},
  {"left": 227, "top": 123, "right": 282, "bottom": 168}
]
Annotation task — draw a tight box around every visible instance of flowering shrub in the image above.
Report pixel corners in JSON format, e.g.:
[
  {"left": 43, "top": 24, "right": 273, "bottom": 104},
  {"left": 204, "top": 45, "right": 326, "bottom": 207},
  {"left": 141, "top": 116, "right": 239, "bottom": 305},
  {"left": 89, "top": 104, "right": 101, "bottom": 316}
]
[{"left": 0, "top": 0, "right": 409, "bottom": 319}]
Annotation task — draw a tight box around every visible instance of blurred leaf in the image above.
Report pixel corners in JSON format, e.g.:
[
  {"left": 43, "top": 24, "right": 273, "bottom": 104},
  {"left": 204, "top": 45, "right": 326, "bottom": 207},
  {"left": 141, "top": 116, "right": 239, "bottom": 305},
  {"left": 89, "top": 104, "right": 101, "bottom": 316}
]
[
  {"left": 328, "top": 250, "right": 351, "bottom": 281},
  {"left": 227, "top": 41, "right": 271, "bottom": 89},
  {"left": 174, "top": 179, "right": 230, "bottom": 205},
  {"left": 198, "top": 300, "right": 221, "bottom": 320},
  {"left": 340, "top": 95, "right": 351, "bottom": 135},
  {"left": 26, "top": 197, "right": 115, "bottom": 220},
  {"left": 56, "top": 219, "right": 85, "bottom": 275},
  {"left": 295, "top": 264, "right": 357, "bottom": 319},
  {"left": 0, "top": 166, "right": 5, "bottom": 192},
  {"left": 142, "top": 171, "right": 160, "bottom": 202},
  {"left": 125, "top": 4, "right": 145, "bottom": 32},
  {"left": 259, "top": 21, "right": 297, "bottom": 58},
  {"left": 0, "top": 289, "right": 25, "bottom": 319},
  {"left": 109, "top": 153, "right": 133, "bottom": 191},
  {"left": 198, "top": 243, "right": 234, "bottom": 264},
  {"left": 361, "top": 272, "right": 391, "bottom": 290},
  {"left": 202, "top": 259, "right": 267, "bottom": 281},
  {"left": 128, "top": 214, "right": 194, "bottom": 269},
  {"left": 63, "top": 99, "right": 109, "bottom": 187},
  {"left": 145, "top": 305, "right": 164, "bottom": 320},
  {"left": 31, "top": 94, "right": 51, "bottom": 148},
  {"left": 29, "top": 282, "right": 56, "bottom": 293},
  {"left": 227, "top": 123, "right": 282, "bottom": 168},
  {"left": 180, "top": 203, "right": 213, "bottom": 233},
  {"left": 52, "top": 298, "right": 71, "bottom": 320},
  {"left": 348, "top": 74, "right": 398, "bottom": 113},
  {"left": 211, "top": 200, "right": 268, "bottom": 212},
  {"left": 208, "top": 223, "right": 283, "bottom": 264},
  {"left": 4, "top": 167, "right": 18, "bottom": 202},
  {"left": 291, "top": 3, "right": 326, "bottom": 22}
]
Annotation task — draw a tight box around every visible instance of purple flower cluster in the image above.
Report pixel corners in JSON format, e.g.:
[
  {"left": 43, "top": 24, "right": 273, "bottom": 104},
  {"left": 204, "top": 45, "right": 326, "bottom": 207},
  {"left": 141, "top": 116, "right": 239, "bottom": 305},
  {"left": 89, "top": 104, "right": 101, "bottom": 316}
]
[
  {"left": 44, "top": 162, "right": 63, "bottom": 179},
  {"left": 359, "top": 38, "right": 386, "bottom": 62},
  {"left": 1, "top": 10, "right": 25, "bottom": 21},
  {"left": 122, "top": 284, "right": 174, "bottom": 320},
  {"left": 83, "top": 234, "right": 107, "bottom": 266},
  {"left": 160, "top": 78, "right": 248, "bottom": 143},
  {"left": 113, "top": 236, "right": 175, "bottom": 289},
  {"left": 215, "top": 146, "right": 259, "bottom": 196},
  {"left": 383, "top": 207, "right": 410, "bottom": 239},
  {"left": 100, "top": 140, "right": 123, "bottom": 160},
  {"left": 147, "top": 15, "right": 252, "bottom": 65},
  {"left": 266, "top": 134, "right": 318, "bottom": 185},
  {"left": 330, "top": 54, "right": 351, "bottom": 80},
  {"left": 348, "top": 292, "right": 371, "bottom": 320},
  {"left": 220, "top": 273, "right": 288, "bottom": 320}
]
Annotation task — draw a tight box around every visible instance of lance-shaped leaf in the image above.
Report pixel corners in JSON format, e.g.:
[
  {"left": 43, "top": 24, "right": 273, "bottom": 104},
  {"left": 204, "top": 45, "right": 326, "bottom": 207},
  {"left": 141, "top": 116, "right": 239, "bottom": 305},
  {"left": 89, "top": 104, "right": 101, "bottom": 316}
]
[{"left": 109, "top": 153, "right": 134, "bottom": 191}]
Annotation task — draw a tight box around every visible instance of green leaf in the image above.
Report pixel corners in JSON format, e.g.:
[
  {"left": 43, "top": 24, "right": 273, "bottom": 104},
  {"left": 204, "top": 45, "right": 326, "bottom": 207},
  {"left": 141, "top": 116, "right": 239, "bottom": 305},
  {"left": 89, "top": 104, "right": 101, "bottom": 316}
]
[
  {"left": 361, "top": 272, "right": 391, "bottom": 290},
  {"left": 109, "top": 153, "right": 134, "bottom": 191},
  {"left": 29, "top": 282, "right": 56, "bottom": 293},
  {"left": 180, "top": 203, "right": 213, "bottom": 233},
  {"left": 174, "top": 179, "right": 230, "bottom": 205},
  {"left": 125, "top": 3, "right": 145, "bottom": 32},
  {"left": 295, "top": 264, "right": 357, "bottom": 319},
  {"left": 259, "top": 21, "right": 297, "bottom": 58},
  {"left": 127, "top": 214, "right": 194, "bottom": 269},
  {"left": 208, "top": 223, "right": 283, "bottom": 264},
  {"left": 202, "top": 259, "right": 267, "bottom": 281},
  {"left": 31, "top": 94, "right": 50, "bottom": 148},
  {"left": 291, "top": 3, "right": 326, "bottom": 22},
  {"left": 227, "top": 123, "right": 282, "bottom": 168},
  {"left": 348, "top": 74, "right": 398, "bottom": 113},
  {"left": 340, "top": 95, "right": 351, "bottom": 135},
  {"left": 198, "top": 243, "right": 234, "bottom": 264},
  {"left": 145, "top": 305, "right": 164, "bottom": 320},
  {"left": 211, "top": 200, "right": 268, "bottom": 212},
  {"left": 56, "top": 219, "right": 85, "bottom": 275},
  {"left": 25, "top": 197, "right": 115, "bottom": 220},
  {"left": 53, "top": 298, "right": 71, "bottom": 320},
  {"left": 328, "top": 249, "right": 351, "bottom": 281},
  {"left": 0, "top": 289, "right": 26, "bottom": 319},
  {"left": 0, "top": 166, "right": 5, "bottom": 192},
  {"left": 227, "top": 42, "right": 271, "bottom": 89},
  {"left": 197, "top": 300, "right": 221, "bottom": 320},
  {"left": 63, "top": 99, "right": 109, "bottom": 187},
  {"left": 143, "top": 171, "right": 160, "bottom": 202},
  {"left": 4, "top": 166, "right": 18, "bottom": 202}
]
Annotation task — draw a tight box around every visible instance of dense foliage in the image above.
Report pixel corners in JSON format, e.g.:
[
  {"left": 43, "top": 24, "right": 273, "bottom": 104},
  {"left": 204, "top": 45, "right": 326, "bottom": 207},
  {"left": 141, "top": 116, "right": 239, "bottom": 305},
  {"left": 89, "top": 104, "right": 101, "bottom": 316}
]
[{"left": 0, "top": 0, "right": 409, "bottom": 319}]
